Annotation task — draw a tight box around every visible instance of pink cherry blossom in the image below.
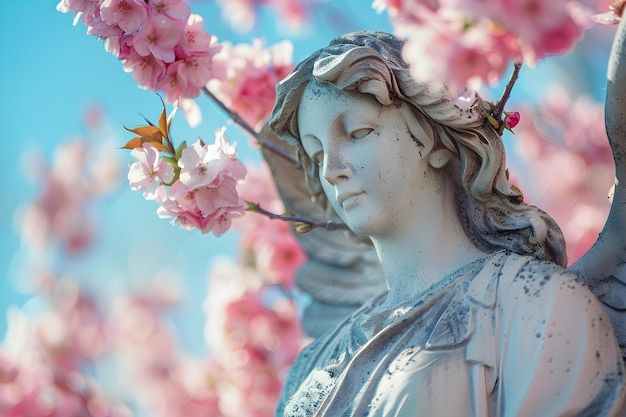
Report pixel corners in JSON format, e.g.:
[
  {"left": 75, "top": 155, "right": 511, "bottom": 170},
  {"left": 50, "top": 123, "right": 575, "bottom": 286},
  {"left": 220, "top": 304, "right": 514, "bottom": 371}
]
[
  {"left": 204, "top": 262, "right": 304, "bottom": 371},
  {"left": 234, "top": 162, "right": 285, "bottom": 218},
  {"left": 500, "top": 0, "right": 570, "bottom": 34},
  {"left": 396, "top": 7, "right": 515, "bottom": 90},
  {"left": 85, "top": 14, "right": 124, "bottom": 40},
  {"left": 154, "top": 15, "right": 222, "bottom": 102},
  {"left": 21, "top": 175, "right": 86, "bottom": 251},
  {"left": 513, "top": 87, "right": 613, "bottom": 262},
  {"left": 178, "top": 140, "right": 229, "bottom": 190},
  {"left": 108, "top": 294, "right": 177, "bottom": 369},
  {"left": 148, "top": 0, "right": 190, "bottom": 21},
  {"left": 134, "top": 357, "right": 224, "bottom": 417},
  {"left": 207, "top": 40, "right": 295, "bottom": 128},
  {"left": 56, "top": 0, "right": 100, "bottom": 21},
  {"left": 253, "top": 225, "right": 307, "bottom": 287},
  {"left": 175, "top": 15, "right": 219, "bottom": 58},
  {"left": 215, "top": 127, "right": 247, "bottom": 181},
  {"left": 194, "top": 176, "right": 242, "bottom": 215},
  {"left": 215, "top": 289, "right": 303, "bottom": 372},
  {"left": 128, "top": 142, "right": 175, "bottom": 200},
  {"left": 234, "top": 162, "right": 306, "bottom": 287},
  {"left": 123, "top": 50, "right": 168, "bottom": 90},
  {"left": 59, "top": 0, "right": 221, "bottom": 104},
  {"left": 379, "top": 0, "right": 607, "bottom": 88},
  {"left": 514, "top": 4, "right": 590, "bottom": 65},
  {"left": 159, "top": 64, "right": 190, "bottom": 103},
  {"left": 157, "top": 180, "right": 208, "bottom": 231},
  {"left": 0, "top": 282, "right": 131, "bottom": 417},
  {"left": 202, "top": 205, "right": 247, "bottom": 236},
  {"left": 33, "top": 278, "right": 107, "bottom": 371},
  {"left": 158, "top": 54, "right": 216, "bottom": 102},
  {"left": 156, "top": 177, "right": 246, "bottom": 236},
  {"left": 163, "top": 130, "right": 249, "bottom": 236},
  {"left": 0, "top": 348, "right": 130, "bottom": 417},
  {"left": 106, "top": 290, "right": 227, "bottom": 417},
  {"left": 110, "top": 32, "right": 135, "bottom": 59},
  {"left": 132, "top": 15, "right": 183, "bottom": 63},
  {"left": 19, "top": 136, "right": 122, "bottom": 254},
  {"left": 99, "top": 0, "right": 148, "bottom": 33},
  {"left": 270, "top": 0, "right": 309, "bottom": 30}
]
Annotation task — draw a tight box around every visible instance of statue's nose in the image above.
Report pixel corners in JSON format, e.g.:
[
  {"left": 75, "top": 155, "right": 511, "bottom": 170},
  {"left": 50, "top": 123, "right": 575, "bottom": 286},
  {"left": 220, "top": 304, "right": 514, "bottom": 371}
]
[{"left": 322, "top": 151, "right": 354, "bottom": 185}]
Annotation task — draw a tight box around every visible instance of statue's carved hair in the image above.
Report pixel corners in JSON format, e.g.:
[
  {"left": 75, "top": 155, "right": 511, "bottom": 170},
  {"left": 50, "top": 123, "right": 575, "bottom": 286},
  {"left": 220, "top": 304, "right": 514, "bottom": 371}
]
[{"left": 269, "top": 31, "right": 567, "bottom": 267}]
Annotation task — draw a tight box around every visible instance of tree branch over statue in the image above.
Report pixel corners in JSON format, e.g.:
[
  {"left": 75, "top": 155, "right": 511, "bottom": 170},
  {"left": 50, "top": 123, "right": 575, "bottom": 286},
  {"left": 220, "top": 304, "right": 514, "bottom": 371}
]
[{"left": 57, "top": 0, "right": 621, "bottom": 237}]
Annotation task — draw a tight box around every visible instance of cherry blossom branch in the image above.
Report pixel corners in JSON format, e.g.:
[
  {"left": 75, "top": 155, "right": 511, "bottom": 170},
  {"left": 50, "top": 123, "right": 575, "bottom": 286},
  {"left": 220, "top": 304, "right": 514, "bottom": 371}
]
[
  {"left": 493, "top": 62, "right": 522, "bottom": 122},
  {"left": 246, "top": 201, "right": 348, "bottom": 233},
  {"left": 202, "top": 87, "right": 302, "bottom": 169}
]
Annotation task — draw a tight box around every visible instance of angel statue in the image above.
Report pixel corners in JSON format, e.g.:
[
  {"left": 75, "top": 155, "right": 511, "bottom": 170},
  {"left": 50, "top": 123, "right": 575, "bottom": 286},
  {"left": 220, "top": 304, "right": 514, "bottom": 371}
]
[{"left": 257, "top": 12, "right": 626, "bottom": 417}]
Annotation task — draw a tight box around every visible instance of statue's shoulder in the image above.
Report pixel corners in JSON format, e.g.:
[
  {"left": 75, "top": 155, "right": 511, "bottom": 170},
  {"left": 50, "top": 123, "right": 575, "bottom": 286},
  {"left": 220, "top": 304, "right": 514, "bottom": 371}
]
[
  {"left": 495, "top": 253, "right": 602, "bottom": 316},
  {"left": 483, "top": 256, "right": 626, "bottom": 416},
  {"left": 468, "top": 251, "right": 609, "bottom": 340},
  {"left": 465, "top": 250, "right": 589, "bottom": 308}
]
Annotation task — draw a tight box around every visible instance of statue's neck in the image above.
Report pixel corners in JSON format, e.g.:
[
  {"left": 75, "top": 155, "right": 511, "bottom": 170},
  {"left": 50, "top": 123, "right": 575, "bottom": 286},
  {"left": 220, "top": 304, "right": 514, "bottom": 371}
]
[{"left": 371, "top": 195, "right": 486, "bottom": 309}]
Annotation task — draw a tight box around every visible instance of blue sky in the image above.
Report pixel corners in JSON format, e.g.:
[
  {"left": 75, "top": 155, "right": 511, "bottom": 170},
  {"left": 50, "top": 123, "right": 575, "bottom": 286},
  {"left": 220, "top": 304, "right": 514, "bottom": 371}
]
[{"left": 0, "top": 1, "right": 616, "bottom": 351}]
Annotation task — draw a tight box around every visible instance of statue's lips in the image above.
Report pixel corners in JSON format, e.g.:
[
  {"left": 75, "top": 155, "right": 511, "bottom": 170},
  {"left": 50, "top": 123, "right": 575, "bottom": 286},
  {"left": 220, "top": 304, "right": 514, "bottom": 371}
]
[{"left": 337, "top": 191, "right": 364, "bottom": 208}]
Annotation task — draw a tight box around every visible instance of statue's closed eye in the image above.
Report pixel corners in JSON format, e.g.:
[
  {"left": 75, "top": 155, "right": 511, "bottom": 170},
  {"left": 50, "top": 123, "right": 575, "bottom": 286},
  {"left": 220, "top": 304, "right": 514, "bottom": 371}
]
[{"left": 351, "top": 128, "right": 374, "bottom": 140}]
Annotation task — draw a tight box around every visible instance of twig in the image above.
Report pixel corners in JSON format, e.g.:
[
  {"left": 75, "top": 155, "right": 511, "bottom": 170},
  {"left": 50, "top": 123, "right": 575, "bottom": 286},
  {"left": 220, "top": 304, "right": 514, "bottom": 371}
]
[
  {"left": 493, "top": 62, "right": 522, "bottom": 122},
  {"left": 247, "top": 201, "right": 348, "bottom": 232},
  {"left": 202, "top": 87, "right": 302, "bottom": 169}
]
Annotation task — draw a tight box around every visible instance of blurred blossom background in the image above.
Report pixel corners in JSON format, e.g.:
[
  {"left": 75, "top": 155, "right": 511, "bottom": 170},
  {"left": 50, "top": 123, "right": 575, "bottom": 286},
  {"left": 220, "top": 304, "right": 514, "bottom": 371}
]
[{"left": 0, "top": 1, "right": 619, "bottom": 416}]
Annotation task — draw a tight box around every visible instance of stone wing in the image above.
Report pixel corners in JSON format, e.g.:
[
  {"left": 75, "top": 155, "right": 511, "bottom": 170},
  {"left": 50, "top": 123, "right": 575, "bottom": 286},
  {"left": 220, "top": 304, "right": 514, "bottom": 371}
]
[{"left": 568, "top": 17, "right": 626, "bottom": 357}]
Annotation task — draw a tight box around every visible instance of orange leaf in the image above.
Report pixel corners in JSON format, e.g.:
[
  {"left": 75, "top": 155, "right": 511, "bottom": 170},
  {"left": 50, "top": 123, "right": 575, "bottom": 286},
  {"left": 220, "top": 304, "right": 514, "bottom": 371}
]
[
  {"left": 159, "top": 105, "right": 168, "bottom": 140},
  {"left": 126, "top": 125, "right": 162, "bottom": 137},
  {"left": 121, "top": 137, "right": 142, "bottom": 149}
]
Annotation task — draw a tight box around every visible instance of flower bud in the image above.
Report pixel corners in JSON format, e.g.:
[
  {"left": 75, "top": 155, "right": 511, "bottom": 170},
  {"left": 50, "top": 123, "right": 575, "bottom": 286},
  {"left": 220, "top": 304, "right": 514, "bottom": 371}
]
[{"left": 504, "top": 111, "right": 521, "bottom": 129}]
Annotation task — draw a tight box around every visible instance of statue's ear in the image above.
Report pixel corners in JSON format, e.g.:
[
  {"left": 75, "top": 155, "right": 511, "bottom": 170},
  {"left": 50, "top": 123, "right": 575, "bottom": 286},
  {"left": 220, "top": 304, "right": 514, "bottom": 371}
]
[
  {"left": 428, "top": 149, "right": 454, "bottom": 169},
  {"left": 400, "top": 104, "right": 435, "bottom": 157},
  {"left": 399, "top": 103, "right": 454, "bottom": 168}
]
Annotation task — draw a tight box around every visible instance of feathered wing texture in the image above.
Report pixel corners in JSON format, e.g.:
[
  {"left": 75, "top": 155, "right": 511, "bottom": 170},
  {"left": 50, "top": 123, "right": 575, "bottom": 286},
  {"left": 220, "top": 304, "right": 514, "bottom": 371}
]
[
  {"left": 568, "top": 17, "right": 626, "bottom": 356},
  {"left": 258, "top": 125, "right": 387, "bottom": 338}
]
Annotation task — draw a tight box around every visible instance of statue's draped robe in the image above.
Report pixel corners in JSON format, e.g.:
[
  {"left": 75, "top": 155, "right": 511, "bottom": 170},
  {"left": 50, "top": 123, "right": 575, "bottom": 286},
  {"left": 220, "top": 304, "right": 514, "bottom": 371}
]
[{"left": 277, "top": 251, "right": 626, "bottom": 417}]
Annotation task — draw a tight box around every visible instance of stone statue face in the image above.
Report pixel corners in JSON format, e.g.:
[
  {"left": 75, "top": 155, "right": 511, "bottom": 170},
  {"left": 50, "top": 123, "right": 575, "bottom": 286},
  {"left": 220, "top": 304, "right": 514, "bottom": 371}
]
[{"left": 298, "top": 81, "right": 432, "bottom": 238}]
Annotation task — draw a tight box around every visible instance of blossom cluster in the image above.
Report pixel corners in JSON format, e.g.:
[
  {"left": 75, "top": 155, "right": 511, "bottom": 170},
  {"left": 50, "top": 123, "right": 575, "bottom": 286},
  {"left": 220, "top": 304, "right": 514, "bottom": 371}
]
[
  {"left": 204, "top": 260, "right": 304, "bottom": 416},
  {"left": 19, "top": 105, "right": 121, "bottom": 254},
  {"left": 4, "top": 119, "right": 129, "bottom": 416},
  {"left": 0, "top": 276, "right": 130, "bottom": 417},
  {"left": 56, "top": 0, "right": 222, "bottom": 103},
  {"left": 513, "top": 87, "right": 614, "bottom": 262},
  {"left": 207, "top": 39, "right": 295, "bottom": 129},
  {"left": 2, "top": 244, "right": 302, "bottom": 417},
  {"left": 119, "top": 162, "right": 305, "bottom": 417},
  {"left": 374, "top": 0, "right": 614, "bottom": 90},
  {"left": 233, "top": 163, "right": 307, "bottom": 288},
  {"left": 126, "top": 112, "right": 247, "bottom": 236},
  {"left": 5, "top": 116, "right": 305, "bottom": 416}
]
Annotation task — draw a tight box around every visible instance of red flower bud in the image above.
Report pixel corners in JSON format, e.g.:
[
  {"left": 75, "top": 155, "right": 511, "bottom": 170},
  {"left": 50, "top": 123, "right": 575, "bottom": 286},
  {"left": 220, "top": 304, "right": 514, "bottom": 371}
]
[{"left": 504, "top": 111, "right": 520, "bottom": 129}]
